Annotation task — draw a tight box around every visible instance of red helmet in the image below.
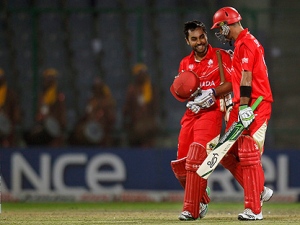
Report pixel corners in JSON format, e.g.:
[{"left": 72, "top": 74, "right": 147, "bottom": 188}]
[
  {"left": 170, "top": 70, "right": 200, "bottom": 102},
  {"left": 211, "top": 7, "right": 242, "bottom": 29}
]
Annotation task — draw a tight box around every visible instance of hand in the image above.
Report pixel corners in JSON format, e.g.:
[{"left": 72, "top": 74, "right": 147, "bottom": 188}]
[
  {"left": 193, "top": 89, "right": 216, "bottom": 109},
  {"left": 238, "top": 105, "right": 255, "bottom": 128},
  {"left": 186, "top": 101, "right": 200, "bottom": 114}
]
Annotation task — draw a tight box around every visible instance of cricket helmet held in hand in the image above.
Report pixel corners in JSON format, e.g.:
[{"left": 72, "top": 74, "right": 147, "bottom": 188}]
[
  {"left": 170, "top": 70, "right": 200, "bottom": 102},
  {"left": 211, "top": 7, "right": 242, "bottom": 29}
]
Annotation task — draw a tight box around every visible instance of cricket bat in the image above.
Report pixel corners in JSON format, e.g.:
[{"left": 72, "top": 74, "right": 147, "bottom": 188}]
[
  {"left": 216, "top": 50, "right": 226, "bottom": 112},
  {"left": 196, "top": 96, "right": 263, "bottom": 179}
]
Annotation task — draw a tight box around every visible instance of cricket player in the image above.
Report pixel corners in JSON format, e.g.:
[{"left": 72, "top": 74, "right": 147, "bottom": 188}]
[
  {"left": 170, "top": 20, "right": 233, "bottom": 220},
  {"left": 211, "top": 6, "right": 274, "bottom": 220}
]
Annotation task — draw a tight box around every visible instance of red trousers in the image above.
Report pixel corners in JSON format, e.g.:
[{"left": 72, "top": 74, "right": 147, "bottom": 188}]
[{"left": 177, "top": 109, "right": 223, "bottom": 159}]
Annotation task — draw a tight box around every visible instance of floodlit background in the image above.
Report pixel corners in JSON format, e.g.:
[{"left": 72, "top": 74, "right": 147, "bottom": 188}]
[{"left": 1, "top": 0, "right": 299, "bottom": 149}]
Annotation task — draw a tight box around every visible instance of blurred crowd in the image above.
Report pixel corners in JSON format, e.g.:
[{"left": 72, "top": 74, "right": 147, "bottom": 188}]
[{"left": 0, "top": 63, "right": 161, "bottom": 148}]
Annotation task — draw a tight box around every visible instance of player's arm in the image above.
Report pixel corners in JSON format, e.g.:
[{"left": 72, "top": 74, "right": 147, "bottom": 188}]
[
  {"left": 187, "top": 79, "right": 232, "bottom": 113},
  {"left": 238, "top": 43, "right": 254, "bottom": 105},
  {"left": 239, "top": 70, "right": 254, "bottom": 128},
  {"left": 215, "top": 50, "right": 233, "bottom": 97},
  {"left": 214, "top": 81, "right": 232, "bottom": 97},
  {"left": 240, "top": 70, "right": 252, "bottom": 105},
  {"left": 188, "top": 51, "right": 233, "bottom": 112}
]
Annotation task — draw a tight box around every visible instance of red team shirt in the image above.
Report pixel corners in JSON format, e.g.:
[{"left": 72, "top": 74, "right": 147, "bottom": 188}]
[
  {"left": 232, "top": 29, "right": 273, "bottom": 103},
  {"left": 176, "top": 45, "right": 233, "bottom": 159},
  {"left": 226, "top": 29, "right": 273, "bottom": 152},
  {"left": 179, "top": 45, "right": 232, "bottom": 111}
]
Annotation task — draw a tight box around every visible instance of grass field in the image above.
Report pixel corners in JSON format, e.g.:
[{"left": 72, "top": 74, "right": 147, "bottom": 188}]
[{"left": 1, "top": 201, "right": 300, "bottom": 224}]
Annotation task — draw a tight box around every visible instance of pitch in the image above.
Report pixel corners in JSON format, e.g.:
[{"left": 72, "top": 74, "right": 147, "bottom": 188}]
[{"left": 1, "top": 202, "right": 300, "bottom": 224}]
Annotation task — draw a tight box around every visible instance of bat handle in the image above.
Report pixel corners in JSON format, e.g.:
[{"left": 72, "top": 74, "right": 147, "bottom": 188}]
[{"left": 251, "top": 96, "right": 263, "bottom": 111}]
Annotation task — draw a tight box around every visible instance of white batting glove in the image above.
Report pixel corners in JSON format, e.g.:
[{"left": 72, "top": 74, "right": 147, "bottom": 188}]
[
  {"left": 186, "top": 101, "right": 201, "bottom": 114},
  {"left": 193, "top": 89, "right": 216, "bottom": 109},
  {"left": 238, "top": 105, "right": 255, "bottom": 128}
]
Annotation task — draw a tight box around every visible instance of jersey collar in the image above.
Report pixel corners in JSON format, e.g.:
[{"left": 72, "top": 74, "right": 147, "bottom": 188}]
[{"left": 234, "top": 28, "right": 249, "bottom": 47}]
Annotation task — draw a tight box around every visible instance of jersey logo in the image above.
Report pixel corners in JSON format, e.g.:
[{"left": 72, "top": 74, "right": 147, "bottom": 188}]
[
  {"left": 208, "top": 59, "right": 213, "bottom": 67},
  {"left": 242, "top": 57, "right": 248, "bottom": 64},
  {"left": 188, "top": 64, "right": 195, "bottom": 70}
]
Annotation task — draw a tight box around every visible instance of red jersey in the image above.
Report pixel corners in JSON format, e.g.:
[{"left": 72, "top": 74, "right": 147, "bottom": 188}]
[
  {"left": 232, "top": 29, "right": 273, "bottom": 103},
  {"left": 176, "top": 45, "right": 233, "bottom": 158},
  {"left": 179, "top": 44, "right": 232, "bottom": 113}
]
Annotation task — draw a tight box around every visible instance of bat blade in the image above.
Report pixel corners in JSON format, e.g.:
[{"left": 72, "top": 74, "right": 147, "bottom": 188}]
[
  {"left": 196, "top": 122, "right": 244, "bottom": 179},
  {"left": 196, "top": 96, "right": 263, "bottom": 179}
]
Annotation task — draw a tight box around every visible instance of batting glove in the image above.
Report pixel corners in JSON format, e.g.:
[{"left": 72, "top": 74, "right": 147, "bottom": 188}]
[
  {"left": 238, "top": 105, "right": 255, "bottom": 128},
  {"left": 186, "top": 101, "right": 201, "bottom": 114},
  {"left": 193, "top": 89, "right": 216, "bottom": 109}
]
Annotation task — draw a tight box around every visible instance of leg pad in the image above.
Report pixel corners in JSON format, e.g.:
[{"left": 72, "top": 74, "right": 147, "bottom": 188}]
[
  {"left": 171, "top": 157, "right": 187, "bottom": 188},
  {"left": 182, "top": 142, "right": 208, "bottom": 219},
  {"left": 238, "top": 136, "right": 264, "bottom": 214}
]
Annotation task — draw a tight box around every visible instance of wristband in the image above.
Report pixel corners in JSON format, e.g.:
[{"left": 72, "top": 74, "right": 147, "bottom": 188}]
[
  {"left": 239, "top": 104, "right": 248, "bottom": 110},
  {"left": 240, "top": 86, "right": 252, "bottom": 98},
  {"left": 211, "top": 88, "right": 216, "bottom": 96}
]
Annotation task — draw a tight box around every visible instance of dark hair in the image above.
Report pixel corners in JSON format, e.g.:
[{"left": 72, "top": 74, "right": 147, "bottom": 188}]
[{"left": 184, "top": 20, "right": 207, "bottom": 39}]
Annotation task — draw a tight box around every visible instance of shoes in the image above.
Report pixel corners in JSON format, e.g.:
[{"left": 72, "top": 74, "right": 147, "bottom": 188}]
[
  {"left": 179, "top": 187, "right": 210, "bottom": 220},
  {"left": 237, "top": 187, "right": 272, "bottom": 220},
  {"left": 199, "top": 203, "right": 208, "bottom": 219},
  {"left": 178, "top": 204, "right": 208, "bottom": 221},
  {"left": 261, "top": 186, "right": 273, "bottom": 206},
  {"left": 178, "top": 211, "right": 197, "bottom": 221},
  {"left": 238, "top": 208, "right": 263, "bottom": 220},
  {"left": 199, "top": 186, "right": 210, "bottom": 219}
]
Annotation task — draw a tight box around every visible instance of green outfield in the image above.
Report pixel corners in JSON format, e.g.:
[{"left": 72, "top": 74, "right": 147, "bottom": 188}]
[{"left": 1, "top": 202, "right": 300, "bottom": 224}]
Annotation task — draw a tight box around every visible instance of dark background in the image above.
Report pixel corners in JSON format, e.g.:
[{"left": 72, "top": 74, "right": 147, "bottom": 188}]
[{"left": 1, "top": 0, "right": 299, "bottom": 149}]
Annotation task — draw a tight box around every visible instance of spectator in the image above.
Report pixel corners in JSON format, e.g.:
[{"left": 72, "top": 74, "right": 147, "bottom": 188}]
[
  {"left": 69, "top": 77, "right": 117, "bottom": 146},
  {"left": 24, "top": 68, "right": 66, "bottom": 147},
  {"left": 0, "top": 68, "right": 22, "bottom": 147},
  {"left": 122, "top": 63, "right": 159, "bottom": 147}
]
